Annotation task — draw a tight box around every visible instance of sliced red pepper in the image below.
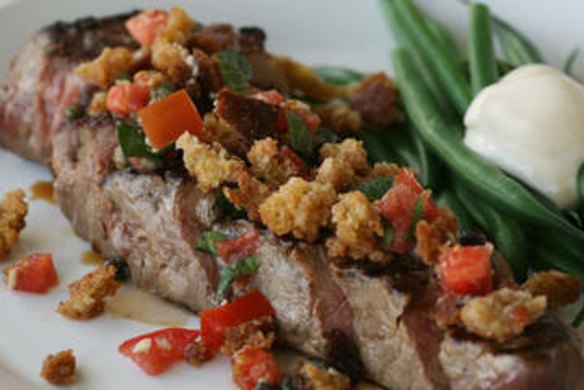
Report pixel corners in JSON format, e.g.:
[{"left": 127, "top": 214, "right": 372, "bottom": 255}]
[
  {"left": 138, "top": 89, "right": 204, "bottom": 151},
  {"left": 118, "top": 328, "right": 200, "bottom": 376},
  {"left": 438, "top": 244, "right": 493, "bottom": 296},
  {"left": 231, "top": 347, "right": 281, "bottom": 390},
  {"left": 376, "top": 168, "right": 438, "bottom": 254},
  {"left": 106, "top": 83, "right": 150, "bottom": 116},
  {"left": 125, "top": 9, "right": 169, "bottom": 46},
  {"left": 3, "top": 253, "right": 58, "bottom": 294},
  {"left": 216, "top": 230, "right": 260, "bottom": 264},
  {"left": 201, "top": 290, "right": 275, "bottom": 352}
]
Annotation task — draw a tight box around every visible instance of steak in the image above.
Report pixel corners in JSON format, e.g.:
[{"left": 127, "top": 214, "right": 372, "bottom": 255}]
[
  {"left": 2, "top": 13, "right": 584, "bottom": 390},
  {"left": 0, "top": 12, "right": 138, "bottom": 163}
]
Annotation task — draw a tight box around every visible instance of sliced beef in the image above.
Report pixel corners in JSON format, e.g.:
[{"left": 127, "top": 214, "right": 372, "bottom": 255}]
[
  {"left": 104, "top": 172, "right": 219, "bottom": 311},
  {"left": 51, "top": 114, "right": 118, "bottom": 257},
  {"left": 0, "top": 12, "right": 138, "bottom": 162}
]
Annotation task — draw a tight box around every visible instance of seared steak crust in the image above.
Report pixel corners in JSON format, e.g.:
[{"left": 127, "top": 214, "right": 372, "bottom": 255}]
[{"left": 0, "top": 12, "right": 137, "bottom": 163}]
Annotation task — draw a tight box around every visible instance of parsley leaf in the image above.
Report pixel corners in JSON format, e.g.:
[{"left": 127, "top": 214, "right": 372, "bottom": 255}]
[
  {"left": 216, "top": 50, "right": 253, "bottom": 94},
  {"left": 217, "top": 255, "right": 261, "bottom": 300},
  {"left": 408, "top": 196, "right": 425, "bottom": 240},
  {"left": 380, "top": 218, "right": 394, "bottom": 250},
  {"left": 116, "top": 122, "right": 174, "bottom": 159},
  {"left": 358, "top": 177, "right": 394, "bottom": 202},
  {"left": 287, "top": 111, "right": 314, "bottom": 159},
  {"left": 196, "top": 231, "right": 228, "bottom": 255}
]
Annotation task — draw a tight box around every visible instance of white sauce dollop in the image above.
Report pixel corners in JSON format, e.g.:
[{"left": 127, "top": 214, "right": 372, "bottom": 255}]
[{"left": 463, "top": 64, "right": 584, "bottom": 209}]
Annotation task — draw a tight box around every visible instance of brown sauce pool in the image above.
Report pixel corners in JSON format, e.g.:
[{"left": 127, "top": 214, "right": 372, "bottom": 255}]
[
  {"left": 29, "top": 181, "right": 55, "bottom": 204},
  {"left": 81, "top": 250, "right": 105, "bottom": 265},
  {"left": 106, "top": 287, "right": 191, "bottom": 327}
]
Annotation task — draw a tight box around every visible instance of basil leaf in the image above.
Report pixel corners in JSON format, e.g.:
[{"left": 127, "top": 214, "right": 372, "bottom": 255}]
[
  {"left": 196, "top": 231, "right": 228, "bottom": 255},
  {"left": 358, "top": 177, "right": 394, "bottom": 202},
  {"left": 216, "top": 191, "right": 246, "bottom": 219},
  {"left": 217, "top": 50, "right": 253, "bottom": 94},
  {"left": 287, "top": 111, "right": 314, "bottom": 158},
  {"left": 573, "top": 303, "right": 584, "bottom": 328},
  {"left": 408, "top": 196, "right": 425, "bottom": 240},
  {"left": 380, "top": 218, "right": 394, "bottom": 250},
  {"left": 116, "top": 122, "right": 157, "bottom": 158},
  {"left": 217, "top": 255, "right": 261, "bottom": 300}
]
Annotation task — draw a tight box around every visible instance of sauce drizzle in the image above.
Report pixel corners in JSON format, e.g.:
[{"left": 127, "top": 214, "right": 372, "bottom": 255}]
[{"left": 30, "top": 181, "right": 55, "bottom": 204}]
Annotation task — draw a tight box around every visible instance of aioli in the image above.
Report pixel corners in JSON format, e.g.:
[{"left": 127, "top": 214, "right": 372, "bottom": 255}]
[{"left": 464, "top": 64, "right": 584, "bottom": 208}]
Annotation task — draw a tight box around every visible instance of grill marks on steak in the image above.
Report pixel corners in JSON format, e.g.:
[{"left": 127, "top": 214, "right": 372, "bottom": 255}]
[{"left": 0, "top": 12, "right": 137, "bottom": 162}]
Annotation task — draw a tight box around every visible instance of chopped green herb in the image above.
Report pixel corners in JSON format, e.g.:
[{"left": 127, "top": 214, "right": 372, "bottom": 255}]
[
  {"left": 216, "top": 50, "right": 253, "bottom": 94},
  {"left": 408, "top": 196, "right": 425, "bottom": 240},
  {"left": 196, "top": 231, "right": 228, "bottom": 255},
  {"left": 573, "top": 303, "right": 584, "bottom": 328},
  {"left": 150, "top": 81, "right": 176, "bottom": 101},
  {"left": 105, "top": 257, "right": 131, "bottom": 282},
  {"left": 64, "top": 104, "right": 86, "bottom": 122},
  {"left": 217, "top": 255, "right": 261, "bottom": 300},
  {"left": 116, "top": 122, "right": 158, "bottom": 159},
  {"left": 216, "top": 191, "right": 247, "bottom": 219},
  {"left": 287, "top": 111, "right": 314, "bottom": 159},
  {"left": 380, "top": 218, "right": 394, "bottom": 250},
  {"left": 358, "top": 177, "right": 394, "bottom": 202}
]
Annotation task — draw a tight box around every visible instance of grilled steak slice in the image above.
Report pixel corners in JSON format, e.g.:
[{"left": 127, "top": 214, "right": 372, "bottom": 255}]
[
  {"left": 0, "top": 12, "right": 138, "bottom": 163},
  {"left": 52, "top": 114, "right": 118, "bottom": 257},
  {"left": 104, "top": 171, "right": 219, "bottom": 311}
]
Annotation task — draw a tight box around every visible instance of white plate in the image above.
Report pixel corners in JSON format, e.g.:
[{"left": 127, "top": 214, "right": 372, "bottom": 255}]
[{"left": 0, "top": 1, "right": 582, "bottom": 389}]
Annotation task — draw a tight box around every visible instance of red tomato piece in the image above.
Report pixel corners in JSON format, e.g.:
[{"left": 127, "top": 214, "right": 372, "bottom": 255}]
[
  {"left": 201, "top": 290, "right": 275, "bottom": 352},
  {"left": 4, "top": 253, "right": 58, "bottom": 294},
  {"left": 138, "top": 89, "right": 204, "bottom": 151},
  {"left": 438, "top": 244, "right": 494, "bottom": 296},
  {"left": 232, "top": 347, "right": 281, "bottom": 390},
  {"left": 125, "top": 9, "right": 169, "bottom": 46},
  {"left": 376, "top": 168, "right": 438, "bottom": 254},
  {"left": 253, "top": 90, "right": 285, "bottom": 105},
  {"left": 118, "top": 328, "right": 200, "bottom": 376},
  {"left": 216, "top": 230, "right": 260, "bottom": 264},
  {"left": 106, "top": 83, "right": 150, "bottom": 116}
]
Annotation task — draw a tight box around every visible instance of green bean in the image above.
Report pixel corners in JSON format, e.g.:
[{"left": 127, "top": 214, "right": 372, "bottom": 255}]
[
  {"left": 532, "top": 243, "right": 584, "bottom": 284},
  {"left": 469, "top": 3, "right": 498, "bottom": 94},
  {"left": 492, "top": 17, "right": 543, "bottom": 67},
  {"left": 528, "top": 226, "right": 584, "bottom": 265},
  {"left": 436, "top": 189, "right": 473, "bottom": 231},
  {"left": 392, "top": 47, "right": 584, "bottom": 244},
  {"left": 455, "top": 182, "right": 528, "bottom": 281},
  {"left": 359, "top": 124, "right": 405, "bottom": 164},
  {"left": 578, "top": 162, "right": 584, "bottom": 204},
  {"left": 313, "top": 66, "right": 364, "bottom": 86},
  {"left": 409, "top": 123, "right": 442, "bottom": 189},
  {"left": 424, "top": 16, "right": 463, "bottom": 69},
  {"left": 393, "top": 0, "right": 473, "bottom": 116}
]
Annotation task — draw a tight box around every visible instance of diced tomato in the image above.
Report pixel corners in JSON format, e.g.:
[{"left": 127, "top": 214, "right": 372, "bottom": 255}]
[
  {"left": 138, "top": 89, "right": 204, "bottom": 151},
  {"left": 216, "top": 230, "right": 260, "bottom": 264},
  {"left": 253, "top": 90, "right": 285, "bottom": 106},
  {"left": 231, "top": 347, "right": 281, "bottom": 390},
  {"left": 3, "top": 253, "right": 58, "bottom": 294},
  {"left": 275, "top": 107, "right": 289, "bottom": 133},
  {"left": 125, "top": 9, "right": 169, "bottom": 46},
  {"left": 376, "top": 168, "right": 438, "bottom": 254},
  {"left": 118, "top": 328, "right": 200, "bottom": 376},
  {"left": 201, "top": 290, "right": 275, "bottom": 352},
  {"left": 438, "top": 244, "right": 493, "bottom": 296},
  {"left": 301, "top": 111, "right": 322, "bottom": 132},
  {"left": 106, "top": 83, "right": 150, "bottom": 116}
]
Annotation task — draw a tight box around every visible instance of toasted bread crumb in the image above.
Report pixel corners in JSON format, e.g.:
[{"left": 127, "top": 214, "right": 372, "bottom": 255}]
[
  {"left": 248, "top": 138, "right": 305, "bottom": 188},
  {"left": 177, "top": 132, "right": 243, "bottom": 192},
  {"left": 461, "top": 288, "right": 547, "bottom": 343},
  {"left": 298, "top": 362, "right": 350, "bottom": 390},
  {"left": 315, "top": 103, "right": 362, "bottom": 134},
  {"left": 57, "top": 265, "right": 120, "bottom": 320},
  {"left": 223, "top": 168, "right": 272, "bottom": 222},
  {"left": 327, "top": 191, "right": 386, "bottom": 262},
  {"left": 0, "top": 189, "right": 28, "bottom": 262},
  {"left": 415, "top": 208, "right": 459, "bottom": 265},
  {"left": 185, "top": 341, "right": 214, "bottom": 367},
  {"left": 220, "top": 316, "right": 276, "bottom": 356},
  {"left": 522, "top": 270, "right": 582, "bottom": 310},
  {"left": 259, "top": 177, "right": 337, "bottom": 242},
  {"left": 74, "top": 47, "right": 137, "bottom": 88},
  {"left": 40, "top": 349, "right": 76, "bottom": 386},
  {"left": 350, "top": 72, "right": 402, "bottom": 127},
  {"left": 320, "top": 139, "right": 369, "bottom": 176}
]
